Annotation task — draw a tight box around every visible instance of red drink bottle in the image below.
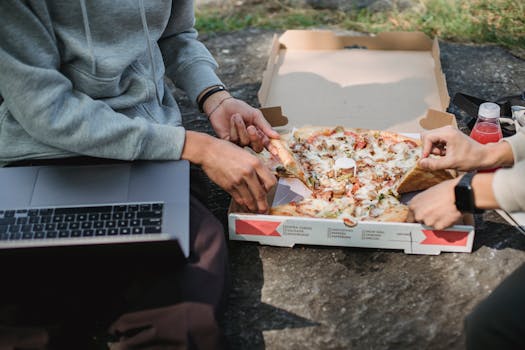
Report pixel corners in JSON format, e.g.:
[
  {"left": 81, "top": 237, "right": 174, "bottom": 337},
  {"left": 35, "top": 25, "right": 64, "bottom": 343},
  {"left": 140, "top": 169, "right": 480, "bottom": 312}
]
[{"left": 470, "top": 102, "right": 502, "bottom": 172}]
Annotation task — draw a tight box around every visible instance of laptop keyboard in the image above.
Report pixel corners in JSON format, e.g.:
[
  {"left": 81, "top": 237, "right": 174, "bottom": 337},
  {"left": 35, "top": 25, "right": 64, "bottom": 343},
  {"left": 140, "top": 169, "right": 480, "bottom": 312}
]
[{"left": 0, "top": 203, "right": 163, "bottom": 241}]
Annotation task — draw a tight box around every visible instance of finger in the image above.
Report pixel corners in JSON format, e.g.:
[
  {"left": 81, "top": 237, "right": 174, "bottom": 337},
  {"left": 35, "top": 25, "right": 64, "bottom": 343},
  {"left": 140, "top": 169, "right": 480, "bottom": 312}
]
[
  {"left": 257, "top": 127, "right": 271, "bottom": 149},
  {"left": 243, "top": 171, "right": 271, "bottom": 213},
  {"left": 252, "top": 110, "right": 280, "bottom": 139},
  {"left": 235, "top": 181, "right": 258, "bottom": 212},
  {"left": 234, "top": 114, "right": 250, "bottom": 146},
  {"left": 229, "top": 115, "right": 239, "bottom": 144},
  {"left": 247, "top": 126, "right": 264, "bottom": 153},
  {"left": 418, "top": 157, "right": 449, "bottom": 171},
  {"left": 406, "top": 210, "right": 415, "bottom": 223},
  {"left": 421, "top": 132, "right": 447, "bottom": 158},
  {"left": 229, "top": 188, "right": 246, "bottom": 209}
]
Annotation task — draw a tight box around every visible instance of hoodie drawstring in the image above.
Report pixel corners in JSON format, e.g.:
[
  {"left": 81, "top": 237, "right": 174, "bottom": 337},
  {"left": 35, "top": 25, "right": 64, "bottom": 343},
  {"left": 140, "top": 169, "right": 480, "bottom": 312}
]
[
  {"left": 138, "top": 0, "right": 162, "bottom": 105},
  {"left": 79, "top": 0, "right": 96, "bottom": 75}
]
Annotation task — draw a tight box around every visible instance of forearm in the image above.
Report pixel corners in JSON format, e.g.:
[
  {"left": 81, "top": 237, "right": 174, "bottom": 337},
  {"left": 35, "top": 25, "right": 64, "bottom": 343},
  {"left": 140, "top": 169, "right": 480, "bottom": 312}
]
[
  {"left": 158, "top": 1, "right": 223, "bottom": 105},
  {"left": 472, "top": 173, "right": 499, "bottom": 209}
]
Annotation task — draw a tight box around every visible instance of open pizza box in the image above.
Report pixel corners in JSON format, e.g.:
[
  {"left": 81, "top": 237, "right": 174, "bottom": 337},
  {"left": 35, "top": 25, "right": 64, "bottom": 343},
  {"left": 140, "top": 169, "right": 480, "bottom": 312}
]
[{"left": 228, "top": 30, "right": 475, "bottom": 255}]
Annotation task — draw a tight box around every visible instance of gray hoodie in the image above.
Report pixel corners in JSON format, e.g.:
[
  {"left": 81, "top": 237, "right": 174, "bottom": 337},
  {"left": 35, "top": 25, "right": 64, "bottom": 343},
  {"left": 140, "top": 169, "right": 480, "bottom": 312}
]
[{"left": 0, "top": 0, "right": 222, "bottom": 164}]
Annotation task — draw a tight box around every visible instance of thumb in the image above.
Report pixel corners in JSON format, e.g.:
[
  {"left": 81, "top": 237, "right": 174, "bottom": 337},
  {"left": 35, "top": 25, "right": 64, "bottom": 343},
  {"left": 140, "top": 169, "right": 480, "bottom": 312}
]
[{"left": 418, "top": 157, "right": 446, "bottom": 171}]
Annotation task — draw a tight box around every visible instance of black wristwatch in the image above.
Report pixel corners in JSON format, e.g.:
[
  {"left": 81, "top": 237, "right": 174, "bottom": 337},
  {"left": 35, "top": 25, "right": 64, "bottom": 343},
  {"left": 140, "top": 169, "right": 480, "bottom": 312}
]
[{"left": 454, "top": 172, "right": 484, "bottom": 213}]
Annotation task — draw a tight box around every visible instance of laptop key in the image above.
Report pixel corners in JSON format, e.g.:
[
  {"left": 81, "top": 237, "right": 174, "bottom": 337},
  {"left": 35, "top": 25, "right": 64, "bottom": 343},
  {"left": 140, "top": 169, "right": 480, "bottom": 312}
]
[
  {"left": 0, "top": 225, "right": 7, "bottom": 234},
  {"left": 40, "top": 216, "right": 51, "bottom": 223},
  {"left": 93, "top": 221, "right": 104, "bottom": 229},
  {"left": 4, "top": 211, "right": 15, "bottom": 218},
  {"left": 9, "top": 233, "right": 22, "bottom": 240},
  {"left": 21, "top": 224, "right": 32, "bottom": 233},
  {"left": 46, "top": 231, "right": 58, "bottom": 238},
  {"left": 0, "top": 217, "right": 16, "bottom": 225},
  {"left": 95, "top": 229, "right": 106, "bottom": 236},
  {"left": 16, "top": 217, "right": 28, "bottom": 225},
  {"left": 34, "top": 232, "right": 45, "bottom": 239},
  {"left": 82, "top": 229, "right": 94, "bottom": 237},
  {"left": 145, "top": 226, "right": 162, "bottom": 234},
  {"left": 22, "top": 232, "right": 34, "bottom": 240},
  {"left": 8, "top": 225, "right": 21, "bottom": 233},
  {"left": 59, "top": 231, "right": 70, "bottom": 238},
  {"left": 152, "top": 203, "right": 163, "bottom": 210},
  {"left": 71, "top": 230, "right": 82, "bottom": 237},
  {"left": 0, "top": 234, "right": 9, "bottom": 240},
  {"left": 132, "top": 227, "right": 144, "bottom": 235},
  {"left": 69, "top": 222, "right": 80, "bottom": 230},
  {"left": 142, "top": 218, "right": 161, "bottom": 226},
  {"left": 81, "top": 222, "right": 92, "bottom": 229},
  {"left": 114, "top": 205, "right": 127, "bottom": 212},
  {"left": 137, "top": 211, "right": 162, "bottom": 219},
  {"left": 108, "top": 228, "right": 118, "bottom": 235},
  {"left": 119, "top": 228, "right": 130, "bottom": 235}
]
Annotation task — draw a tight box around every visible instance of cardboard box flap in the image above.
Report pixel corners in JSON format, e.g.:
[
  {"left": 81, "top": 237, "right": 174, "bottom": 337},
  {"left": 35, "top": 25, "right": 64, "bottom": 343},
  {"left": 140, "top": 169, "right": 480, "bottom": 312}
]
[
  {"left": 259, "top": 30, "right": 451, "bottom": 133},
  {"left": 260, "top": 106, "right": 288, "bottom": 127},
  {"left": 279, "top": 30, "right": 434, "bottom": 51}
]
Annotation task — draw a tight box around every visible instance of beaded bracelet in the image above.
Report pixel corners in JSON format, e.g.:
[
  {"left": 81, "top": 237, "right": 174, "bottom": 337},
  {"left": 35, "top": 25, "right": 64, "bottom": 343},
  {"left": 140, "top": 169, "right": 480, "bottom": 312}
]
[{"left": 208, "top": 96, "right": 234, "bottom": 119}]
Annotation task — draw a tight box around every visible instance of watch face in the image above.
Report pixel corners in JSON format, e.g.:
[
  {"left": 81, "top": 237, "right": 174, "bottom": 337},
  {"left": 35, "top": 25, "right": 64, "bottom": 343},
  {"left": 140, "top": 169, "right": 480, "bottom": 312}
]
[{"left": 455, "top": 174, "right": 476, "bottom": 213}]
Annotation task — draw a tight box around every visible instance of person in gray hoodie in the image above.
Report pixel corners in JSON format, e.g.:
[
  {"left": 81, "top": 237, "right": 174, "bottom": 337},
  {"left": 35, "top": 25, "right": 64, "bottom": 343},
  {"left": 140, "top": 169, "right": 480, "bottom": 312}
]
[
  {"left": 407, "top": 125, "right": 525, "bottom": 350},
  {"left": 0, "top": 0, "right": 279, "bottom": 348}
]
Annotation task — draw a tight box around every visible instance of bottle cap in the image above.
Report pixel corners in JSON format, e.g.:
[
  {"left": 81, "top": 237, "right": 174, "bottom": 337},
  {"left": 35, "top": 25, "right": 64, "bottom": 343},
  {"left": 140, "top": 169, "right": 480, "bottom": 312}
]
[{"left": 478, "top": 102, "right": 500, "bottom": 119}]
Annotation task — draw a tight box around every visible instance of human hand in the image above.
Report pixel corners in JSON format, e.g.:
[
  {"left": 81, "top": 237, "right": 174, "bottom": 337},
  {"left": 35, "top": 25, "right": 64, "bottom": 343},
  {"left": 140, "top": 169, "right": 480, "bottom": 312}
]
[
  {"left": 407, "top": 178, "right": 462, "bottom": 230},
  {"left": 205, "top": 93, "right": 280, "bottom": 153},
  {"left": 183, "top": 131, "right": 277, "bottom": 213},
  {"left": 418, "top": 126, "right": 488, "bottom": 172}
]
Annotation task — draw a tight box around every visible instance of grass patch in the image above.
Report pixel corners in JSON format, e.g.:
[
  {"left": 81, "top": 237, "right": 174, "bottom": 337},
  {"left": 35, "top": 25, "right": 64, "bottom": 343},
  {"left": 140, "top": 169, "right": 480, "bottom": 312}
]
[{"left": 196, "top": 0, "right": 524, "bottom": 51}]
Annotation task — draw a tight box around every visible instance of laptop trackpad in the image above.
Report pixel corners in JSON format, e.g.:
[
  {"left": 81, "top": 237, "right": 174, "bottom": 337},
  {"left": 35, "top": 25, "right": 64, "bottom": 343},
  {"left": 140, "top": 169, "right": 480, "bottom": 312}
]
[{"left": 31, "top": 165, "right": 131, "bottom": 207}]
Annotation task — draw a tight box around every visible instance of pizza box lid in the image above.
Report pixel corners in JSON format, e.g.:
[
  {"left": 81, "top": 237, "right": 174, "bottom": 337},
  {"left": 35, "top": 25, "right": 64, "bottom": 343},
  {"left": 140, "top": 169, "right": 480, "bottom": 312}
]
[{"left": 258, "top": 30, "right": 456, "bottom": 133}]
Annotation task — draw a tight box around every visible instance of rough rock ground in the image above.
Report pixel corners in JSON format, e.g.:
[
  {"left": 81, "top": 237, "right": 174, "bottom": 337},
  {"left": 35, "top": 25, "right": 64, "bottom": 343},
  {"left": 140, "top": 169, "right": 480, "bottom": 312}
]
[{"left": 174, "top": 29, "right": 525, "bottom": 349}]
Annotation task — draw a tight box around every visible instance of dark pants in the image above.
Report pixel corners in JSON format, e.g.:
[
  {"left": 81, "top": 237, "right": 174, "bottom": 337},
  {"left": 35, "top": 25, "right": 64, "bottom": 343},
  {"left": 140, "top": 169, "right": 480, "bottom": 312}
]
[
  {"left": 0, "top": 194, "right": 228, "bottom": 349},
  {"left": 465, "top": 263, "right": 525, "bottom": 350}
]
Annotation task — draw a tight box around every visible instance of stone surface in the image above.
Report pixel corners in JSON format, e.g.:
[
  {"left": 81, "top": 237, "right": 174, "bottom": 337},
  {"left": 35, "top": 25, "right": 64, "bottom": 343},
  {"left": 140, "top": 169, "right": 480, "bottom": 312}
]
[{"left": 175, "top": 29, "right": 525, "bottom": 349}]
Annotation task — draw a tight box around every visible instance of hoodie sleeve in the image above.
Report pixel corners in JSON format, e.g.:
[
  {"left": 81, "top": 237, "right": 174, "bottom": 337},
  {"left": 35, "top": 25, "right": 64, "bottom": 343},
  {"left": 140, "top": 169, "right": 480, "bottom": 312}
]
[
  {"left": 492, "top": 129, "right": 525, "bottom": 212},
  {"left": 158, "top": 0, "right": 224, "bottom": 105},
  {"left": 0, "top": 1, "right": 185, "bottom": 161}
]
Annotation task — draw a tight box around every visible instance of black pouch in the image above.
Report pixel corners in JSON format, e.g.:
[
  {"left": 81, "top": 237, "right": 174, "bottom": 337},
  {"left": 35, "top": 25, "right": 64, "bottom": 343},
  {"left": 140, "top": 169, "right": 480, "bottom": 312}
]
[{"left": 452, "top": 90, "right": 525, "bottom": 137}]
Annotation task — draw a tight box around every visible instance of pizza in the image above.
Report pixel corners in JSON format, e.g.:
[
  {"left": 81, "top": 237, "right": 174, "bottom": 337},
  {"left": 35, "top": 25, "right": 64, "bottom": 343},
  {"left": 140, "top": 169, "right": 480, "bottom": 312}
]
[{"left": 265, "top": 126, "right": 454, "bottom": 225}]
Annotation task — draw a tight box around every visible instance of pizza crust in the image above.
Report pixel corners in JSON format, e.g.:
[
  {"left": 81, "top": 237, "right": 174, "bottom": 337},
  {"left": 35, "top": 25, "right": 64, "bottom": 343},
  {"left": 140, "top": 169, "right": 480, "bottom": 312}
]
[
  {"left": 397, "top": 165, "right": 455, "bottom": 193},
  {"left": 371, "top": 204, "right": 410, "bottom": 222}
]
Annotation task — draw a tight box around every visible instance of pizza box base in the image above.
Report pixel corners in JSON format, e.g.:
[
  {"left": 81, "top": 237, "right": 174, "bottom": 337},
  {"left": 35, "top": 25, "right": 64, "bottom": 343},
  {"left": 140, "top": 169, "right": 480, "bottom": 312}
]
[
  {"left": 229, "top": 177, "right": 475, "bottom": 255},
  {"left": 228, "top": 30, "right": 475, "bottom": 255}
]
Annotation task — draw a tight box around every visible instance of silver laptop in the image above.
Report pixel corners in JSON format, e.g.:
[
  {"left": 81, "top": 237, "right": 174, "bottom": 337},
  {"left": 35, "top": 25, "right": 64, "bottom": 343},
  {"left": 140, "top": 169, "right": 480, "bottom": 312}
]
[{"left": 0, "top": 160, "right": 189, "bottom": 258}]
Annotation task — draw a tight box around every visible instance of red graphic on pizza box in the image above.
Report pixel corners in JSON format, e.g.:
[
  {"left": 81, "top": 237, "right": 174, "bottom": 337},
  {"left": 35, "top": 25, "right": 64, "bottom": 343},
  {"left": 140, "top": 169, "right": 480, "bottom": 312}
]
[
  {"left": 419, "top": 229, "right": 470, "bottom": 247},
  {"left": 236, "top": 219, "right": 282, "bottom": 236}
]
